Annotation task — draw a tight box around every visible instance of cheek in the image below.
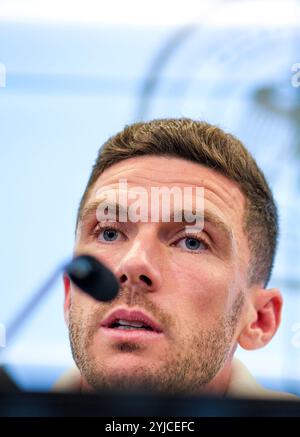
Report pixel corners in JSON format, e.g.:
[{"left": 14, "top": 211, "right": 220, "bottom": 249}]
[
  {"left": 70, "top": 284, "right": 99, "bottom": 320},
  {"left": 74, "top": 242, "right": 120, "bottom": 277},
  {"left": 70, "top": 284, "right": 115, "bottom": 335},
  {"left": 168, "top": 256, "right": 234, "bottom": 320}
]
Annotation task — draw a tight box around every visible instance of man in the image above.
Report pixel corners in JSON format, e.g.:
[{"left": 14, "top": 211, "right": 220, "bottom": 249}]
[{"left": 55, "top": 118, "right": 296, "bottom": 398}]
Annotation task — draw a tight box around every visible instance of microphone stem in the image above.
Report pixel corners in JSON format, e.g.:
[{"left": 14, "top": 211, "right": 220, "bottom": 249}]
[{"left": 5, "top": 265, "right": 65, "bottom": 347}]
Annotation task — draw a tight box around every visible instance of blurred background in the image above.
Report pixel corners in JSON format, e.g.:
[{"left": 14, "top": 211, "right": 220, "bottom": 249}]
[{"left": 0, "top": 0, "right": 300, "bottom": 394}]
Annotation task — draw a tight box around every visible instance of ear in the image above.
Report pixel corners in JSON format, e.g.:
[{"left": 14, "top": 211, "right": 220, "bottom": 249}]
[
  {"left": 63, "top": 273, "right": 72, "bottom": 326},
  {"left": 238, "top": 288, "right": 283, "bottom": 350}
]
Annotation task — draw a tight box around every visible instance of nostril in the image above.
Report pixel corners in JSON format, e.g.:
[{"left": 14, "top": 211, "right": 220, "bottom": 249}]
[
  {"left": 140, "top": 275, "right": 152, "bottom": 286},
  {"left": 120, "top": 274, "right": 127, "bottom": 284},
  {"left": 119, "top": 273, "right": 153, "bottom": 287}
]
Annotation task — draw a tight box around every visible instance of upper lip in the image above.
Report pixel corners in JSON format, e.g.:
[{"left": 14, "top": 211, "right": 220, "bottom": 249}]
[{"left": 100, "top": 308, "right": 163, "bottom": 333}]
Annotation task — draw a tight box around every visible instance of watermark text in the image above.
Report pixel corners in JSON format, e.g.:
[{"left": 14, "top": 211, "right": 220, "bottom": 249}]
[
  {"left": 0, "top": 63, "right": 6, "bottom": 88},
  {"left": 291, "top": 63, "right": 300, "bottom": 88}
]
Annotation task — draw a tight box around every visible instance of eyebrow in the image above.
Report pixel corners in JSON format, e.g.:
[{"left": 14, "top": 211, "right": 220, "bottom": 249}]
[
  {"left": 80, "top": 200, "right": 234, "bottom": 245},
  {"left": 175, "top": 207, "right": 233, "bottom": 243},
  {"left": 80, "top": 201, "right": 130, "bottom": 223}
]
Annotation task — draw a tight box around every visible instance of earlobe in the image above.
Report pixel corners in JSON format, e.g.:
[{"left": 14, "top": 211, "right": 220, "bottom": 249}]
[
  {"left": 238, "top": 288, "right": 283, "bottom": 351},
  {"left": 63, "top": 273, "right": 72, "bottom": 326}
]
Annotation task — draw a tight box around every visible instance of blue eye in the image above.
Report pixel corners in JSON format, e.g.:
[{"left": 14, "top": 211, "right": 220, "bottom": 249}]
[
  {"left": 97, "top": 228, "right": 120, "bottom": 242},
  {"left": 92, "top": 223, "right": 126, "bottom": 243},
  {"left": 185, "top": 237, "right": 201, "bottom": 250},
  {"left": 103, "top": 229, "right": 117, "bottom": 241},
  {"left": 102, "top": 229, "right": 119, "bottom": 241},
  {"left": 175, "top": 235, "right": 208, "bottom": 252}
]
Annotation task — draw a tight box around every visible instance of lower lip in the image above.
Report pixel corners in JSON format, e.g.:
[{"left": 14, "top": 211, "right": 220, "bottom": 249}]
[{"left": 100, "top": 326, "right": 163, "bottom": 341}]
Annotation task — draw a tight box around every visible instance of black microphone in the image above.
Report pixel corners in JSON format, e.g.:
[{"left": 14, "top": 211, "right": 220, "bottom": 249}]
[
  {"left": 5, "top": 255, "right": 119, "bottom": 346},
  {"left": 65, "top": 254, "right": 119, "bottom": 302}
]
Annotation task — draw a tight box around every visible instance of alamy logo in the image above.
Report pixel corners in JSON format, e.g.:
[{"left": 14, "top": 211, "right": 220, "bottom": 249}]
[
  {"left": 291, "top": 322, "right": 300, "bottom": 349},
  {"left": 0, "top": 63, "right": 6, "bottom": 88},
  {"left": 94, "top": 179, "right": 205, "bottom": 233},
  {"left": 0, "top": 323, "right": 6, "bottom": 348},
  {"left": 291, "top": 63, "right": 300, "bottom": 88}
]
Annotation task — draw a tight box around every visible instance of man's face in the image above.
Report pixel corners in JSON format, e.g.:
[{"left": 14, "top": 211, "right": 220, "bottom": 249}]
[{"left": 65, "top": 155, "right": 251, "bottom": 394}]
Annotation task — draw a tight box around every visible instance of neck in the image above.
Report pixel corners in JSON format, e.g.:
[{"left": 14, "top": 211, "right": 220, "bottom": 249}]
[{"left": 196, "top": 358, "right": 233, "bottom": 397}]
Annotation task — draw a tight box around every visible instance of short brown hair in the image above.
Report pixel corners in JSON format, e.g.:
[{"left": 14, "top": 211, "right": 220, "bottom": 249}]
[{"left": 77, "top": 118, "right": 278, "bottom": 287}]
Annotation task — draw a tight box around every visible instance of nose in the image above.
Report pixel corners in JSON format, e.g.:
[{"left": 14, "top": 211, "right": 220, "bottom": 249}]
[{"left": 114, "top": 234, "right": 163, "bottom": 292}]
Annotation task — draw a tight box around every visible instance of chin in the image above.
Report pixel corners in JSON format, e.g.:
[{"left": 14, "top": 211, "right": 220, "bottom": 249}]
[{"left": 85, "top": 366, "right": 161, "bottom": 394}]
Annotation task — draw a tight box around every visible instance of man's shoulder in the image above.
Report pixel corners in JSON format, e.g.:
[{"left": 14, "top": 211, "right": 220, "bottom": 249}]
[
  {"left": 227, "top": 358, "right": 298, "bottom": 400},
  {"left": 52, "top": 366, "right": 82, "bottom": 392},
  {"left": 52, "top": 359, "right": 299, "bottom": 400}
]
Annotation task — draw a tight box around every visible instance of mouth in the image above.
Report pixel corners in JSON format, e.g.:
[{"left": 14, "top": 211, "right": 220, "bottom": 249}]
[
  {"left": 100, "top": 308, "right": 163, "bottom": 340},
  {"left": 109, "top": 319, "right": 155, "bottom": 331}
]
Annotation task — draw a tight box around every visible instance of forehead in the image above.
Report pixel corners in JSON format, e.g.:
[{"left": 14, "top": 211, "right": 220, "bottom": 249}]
[
  {"left": 88, "top": 155, "right": 246, "bottom": 220},
  {"left": 80, "top": 155, "right": 251, "bottom": 274}
]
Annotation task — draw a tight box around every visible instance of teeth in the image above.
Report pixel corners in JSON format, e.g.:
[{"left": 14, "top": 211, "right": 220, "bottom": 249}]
[{"left": 117, "top": 319, "right": 145, "bottom": 328}]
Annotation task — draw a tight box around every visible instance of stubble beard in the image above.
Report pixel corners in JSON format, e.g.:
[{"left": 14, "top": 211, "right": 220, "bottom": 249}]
[{"left": 68, "top": 289, "right": 244, "bottom": 395}]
